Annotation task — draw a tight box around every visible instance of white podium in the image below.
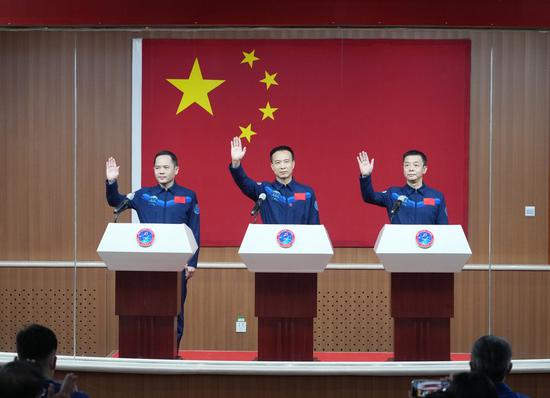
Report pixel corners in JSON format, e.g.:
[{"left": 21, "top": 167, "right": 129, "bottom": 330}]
[
  {"left": 97, "top": 223, "right": 198, "bottom": 359},
  {"left": 374, "top": 224, "right": 471, "bottom": 361},
  {"left": 239, "top": 224, "right": 333, "bottom": 273},
  {"left": 374, "top": 224, "right": 471, "bottom": 272},
  {"left": 239, "top": 224, "right": 334, "bottom": 361},
  {"left": 97, "top": 223, "right": 198, "bottom": 271}
]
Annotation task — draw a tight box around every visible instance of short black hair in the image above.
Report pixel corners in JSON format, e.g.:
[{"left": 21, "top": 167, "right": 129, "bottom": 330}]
[
  {"left": 447, "top": 371, "right": 497, "bottom": 398},
  {"left": 16, "top": 324, "right": 58, "bottom": 362},
  {"left": 0, "top": 360, "right": 45, "bottom": 398},
  {"left": 470, "top": 335, "right": 513, "bottom": 383},
  {"left": 154, "top": 150, "right": 178, "bottom": 167},
  {"left": 270, "top": 145, "right": 294, "bottom": 162},
  {"left": 403, "top": 149, "right": 427, "bottom": 165}
]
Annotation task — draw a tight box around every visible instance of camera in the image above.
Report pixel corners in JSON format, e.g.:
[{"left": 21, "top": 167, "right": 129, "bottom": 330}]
[{"left": 410, "top": 379, "right": 450, "bottom": 397}]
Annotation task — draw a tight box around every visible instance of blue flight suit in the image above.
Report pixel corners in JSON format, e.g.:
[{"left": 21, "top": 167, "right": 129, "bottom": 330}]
[
  {"left": 106, "top": 180, "right": 200, "bottom": 348},
  {"left": 495, "top": 382, "right": 530, "bottom": 398},
  {"left": 359, "top": 175, "right": 448, "bottom": 224},
  {"left": 229, "top": 164, "right": 319, "bottom": 224}
]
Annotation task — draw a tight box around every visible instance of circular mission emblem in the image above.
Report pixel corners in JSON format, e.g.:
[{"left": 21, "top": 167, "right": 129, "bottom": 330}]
[
  {"left": 276, "top": 229, "right": 295, "bottom": 249},
  {"left": 415, "top": 229, "right": 434, "bottom": 249},
  {"left": 136, "top": 228, "right": 155, "bottom": 248}
]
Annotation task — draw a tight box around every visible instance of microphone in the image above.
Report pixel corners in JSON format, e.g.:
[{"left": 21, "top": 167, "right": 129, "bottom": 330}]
[
  {"left": 390, "top": 195, "right": 407, "bottom": 215},
  {"left": 114, "top": 192, "right": 135, "bottom": 214},
  {"left": 250, "top": 193, "right": 267, "bottom": 216}
]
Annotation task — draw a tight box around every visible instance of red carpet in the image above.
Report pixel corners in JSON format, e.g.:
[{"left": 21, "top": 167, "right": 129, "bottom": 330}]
[{"left": 112, "top": 350, "right": 470, "bottom": 361}]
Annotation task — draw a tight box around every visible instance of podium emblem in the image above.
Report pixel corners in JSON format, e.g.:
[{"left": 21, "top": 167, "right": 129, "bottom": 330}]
[
  {"left": 276, "top": 229, "right": 295, "bottom": 248},
  {"left": 136, "top": 228, "right": 155, "bottom": 247},
  {"left": 416, "top": 229, "right": 434, "bottom": 249}
]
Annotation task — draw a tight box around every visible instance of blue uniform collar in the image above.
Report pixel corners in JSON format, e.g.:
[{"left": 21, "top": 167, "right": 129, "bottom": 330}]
[
  {"left": 272, "top": 179, "right": 297, "bottom": 191},
  {"left": 402, "top": 182, "right": 429, "bottom": 196},
  {"left": 151, "top": 182, "right": 181, "bottom": 195}
]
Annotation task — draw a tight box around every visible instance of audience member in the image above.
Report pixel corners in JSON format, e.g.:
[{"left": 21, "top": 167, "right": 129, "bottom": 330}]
[
  {"left": 447, "top": 371, "right": 498, "bottom": 398},
  {"left": 470, "top": 335, "right": 530, "bottom": 398},
  {"left": 16, "top": 324, "right": 89, "bottom": 398},
  {"left": 0, "top": 360, "right": 44, "bottom": 398}
]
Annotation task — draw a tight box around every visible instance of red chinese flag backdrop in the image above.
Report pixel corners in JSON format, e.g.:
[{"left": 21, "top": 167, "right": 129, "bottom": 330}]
[{"left": 141, "top": 39, "right": 470, "bottom": 246}]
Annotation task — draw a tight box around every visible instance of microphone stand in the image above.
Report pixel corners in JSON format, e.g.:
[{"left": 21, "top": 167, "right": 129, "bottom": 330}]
[
  {"left": 251, "top": 194, "right": 266, "bottom": 224},
  {"left": 113, "top": 202, "right": 129, "bottom": 223},
  {"left": 114, "top": 211, "right": 122, "bottom": 223}
]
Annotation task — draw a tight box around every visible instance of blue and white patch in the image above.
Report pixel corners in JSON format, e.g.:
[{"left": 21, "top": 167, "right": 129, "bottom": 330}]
[
  {"left": 144, "top": 194, "right": 160, "bottom": 206},
  {"left": 277, "top": 229, "right": 295, "bottom": 249},
  {"left": 265, "top": 186, "right": 287, "bottom": 204},
  {"left": 136, "top": 228, "right": 155, "bottom": 248},
  {"left": 314, "top": 200, "right": 319, "bottom": 211},
  {"left": 416, "top": 229, "right": 434, "bottom": 249},
  {"left": 193, "top": 203, "right": 200, "bottom": 215},
  {"left": 391, "top": 192, "right": 413, "bottom": 207}
]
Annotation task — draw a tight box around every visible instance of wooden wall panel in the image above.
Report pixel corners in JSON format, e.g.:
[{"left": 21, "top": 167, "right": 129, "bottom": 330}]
[
  {"left": 56, "top": 371, "right": 547, "bottom": 398},
  {"left": 184, "top": 269, "right": 257, "bottom": 350},
  {"left": 4, "top": 266, "right": 550, "bottom": 359},
  {"left": 0, "top": 267, "right": 119, "bottom": 357},
  {"left": 492, "top": 271, "right": 550, "bottom": 358},
  {"left": 185, "top": 268, "right": 491, "bottom": 353},
  {"left": 465, "top": 31, "right": 492, "bottom": 264},
  {"left": 315, "top": 270, "right": 392, "bottom": 352},
  {"left": 491, "top": 31, "right": 549, "bottom": 264},
  {"left": 75, "top": 31, "right": 134, "bottom": 260},
  {"left": 0, "top": 32, "right": 75, "bottom": 260},
  {"left": 74, "top": 268, "right": 117, "bottom": 356},
  {"left": 451, "top": 270, "right": 489, "bottom": 353},
  {"left": 0, "top": 268, "right": 74, "bottom": 354}
]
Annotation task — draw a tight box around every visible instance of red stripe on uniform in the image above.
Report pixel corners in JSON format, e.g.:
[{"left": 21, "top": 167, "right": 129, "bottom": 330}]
[
  {"left": 294, "top": 193, "right": 306, "bottom": 200},
  {"left": 174, "top": 196, "right": 187, "bottom": 204}
]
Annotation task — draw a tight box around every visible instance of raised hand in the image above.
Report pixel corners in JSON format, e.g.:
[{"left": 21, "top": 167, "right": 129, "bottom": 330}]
[
  {"left": 47, "top": 373, "right": 78, "bottom": 398},
  {"left": 106, "top": 157, "right": 120, "bottom": 182},
  {"left": 357, "top": 151, "right": 375, "bottom": 176},
  {"left": 230, "top": 136, "right": 247, "bottom": 168}
]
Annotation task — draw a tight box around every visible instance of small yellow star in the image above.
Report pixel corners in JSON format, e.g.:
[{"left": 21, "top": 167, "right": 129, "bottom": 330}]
[
  {"left": 167, "top": 58, "right": 225, "bottom": 115},
  {"left": 239, "top": 123, "right": 257, "bottom": 143},
  {"left": 259, "top": 102, "right": 278, "bottom": 120},
  {"left": 241, "top": 50, "right": 260, "bottom": 68},
  {"left": 260, "top": 71, "right": 278, "bottom": 90}
]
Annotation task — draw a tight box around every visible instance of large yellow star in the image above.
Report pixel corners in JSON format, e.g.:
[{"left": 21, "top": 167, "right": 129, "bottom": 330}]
[
  {"left": 241, "top": 50, "right": 260, "bottom": 68},
  {"left": 259, "top": 102, "right": 278, "bottom": 120},
  {"left": 239, "top": 123, "right": 257, "bottom": 143},
  {"left": 260, "top": 70, "right": 278, "bottom": 90},
  {"left": 167, "top": 58, "right": 225, "bottom": 115}
]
